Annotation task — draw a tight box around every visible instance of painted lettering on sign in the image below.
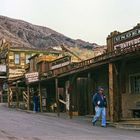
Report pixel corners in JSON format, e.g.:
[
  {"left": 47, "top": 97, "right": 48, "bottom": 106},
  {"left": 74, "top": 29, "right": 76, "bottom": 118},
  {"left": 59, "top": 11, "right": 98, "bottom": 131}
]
[
  {"left": 51, "top": 61, "right": 70, "bottom": 70},
  {"left": 50, "top": 56, "right": 71, "bottom": 70},
  {"left": 114, "top": 27, "right": 140, "bottom": 44},
  {"left": 114, "top": 37, "right": 140, "bottom": 50},
  {"left": 25, "top": 72, "right": 38, "bottom": 78},
  {"left": 25, "top": 72, "right": 39, "bottom": 83},
  {"left": 9, "top": 68, "right": 25, "bottom": 78}
]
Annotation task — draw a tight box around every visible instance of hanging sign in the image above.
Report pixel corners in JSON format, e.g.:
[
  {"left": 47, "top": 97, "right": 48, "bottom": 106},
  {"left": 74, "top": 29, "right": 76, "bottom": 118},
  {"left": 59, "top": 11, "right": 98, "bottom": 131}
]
[{"left": 25, "top": 72, "right": 39, "bottom": 83}]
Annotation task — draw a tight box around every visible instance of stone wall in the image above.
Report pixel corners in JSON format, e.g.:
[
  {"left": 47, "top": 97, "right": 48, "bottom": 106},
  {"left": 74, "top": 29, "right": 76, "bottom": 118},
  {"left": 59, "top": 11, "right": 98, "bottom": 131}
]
[{"left": 122, "top": 94, "right": 140, "bottom": 118}]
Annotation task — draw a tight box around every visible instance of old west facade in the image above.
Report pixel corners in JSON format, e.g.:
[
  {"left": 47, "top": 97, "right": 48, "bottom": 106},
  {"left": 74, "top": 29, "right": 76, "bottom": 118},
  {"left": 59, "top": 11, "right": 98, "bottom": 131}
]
[
  {"left": 21, "top": 23, "right": 140, "bottom": 122},
  {"left": 1, "top": 23, "right": 140, "bottom": 124},
  {"left": 0, "top": 39, "right": 62, "bottom": 103},
  {"left": 107, "top": 24, "right": 140, "bottom": 120},
  {"left": 33, "top": 23, "right": 140, "bottom": 122}
]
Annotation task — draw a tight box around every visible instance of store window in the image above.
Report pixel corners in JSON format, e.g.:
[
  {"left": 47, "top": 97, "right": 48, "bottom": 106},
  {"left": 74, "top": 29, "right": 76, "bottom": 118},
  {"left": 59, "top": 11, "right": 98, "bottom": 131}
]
[
  {"left": 26, "top": 54, "right": 31, "bottom": 64},
  {"left": 130, "top": 74, "right": 140, "bottom": 93},
  {"left": 15, "top": 54, "right": 20, "bottom": 64}
]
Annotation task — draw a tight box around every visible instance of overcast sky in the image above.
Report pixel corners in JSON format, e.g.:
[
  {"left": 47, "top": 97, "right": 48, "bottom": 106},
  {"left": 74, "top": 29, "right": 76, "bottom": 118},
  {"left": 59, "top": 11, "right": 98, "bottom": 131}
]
[{"left": 0, "top": 0, "right": 140, "bottom": 45}]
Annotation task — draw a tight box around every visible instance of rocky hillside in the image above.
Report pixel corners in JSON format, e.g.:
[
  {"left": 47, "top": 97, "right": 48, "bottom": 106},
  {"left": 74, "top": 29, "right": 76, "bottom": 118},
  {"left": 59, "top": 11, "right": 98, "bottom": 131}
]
[{"left": 0, "top": 15, "right": 99, "bottom": 49}]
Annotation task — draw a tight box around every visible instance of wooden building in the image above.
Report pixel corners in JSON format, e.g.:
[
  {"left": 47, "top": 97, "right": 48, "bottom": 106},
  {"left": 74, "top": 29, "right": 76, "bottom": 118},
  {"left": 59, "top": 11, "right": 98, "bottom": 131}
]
[
  {"left": 5, "top": 24, "right": 140, "bottom": 124},
  {"left": 0, "top": 39, "right": 8, "bottom": 102},
  {"left": 37, "top": 23, "right": 140, "bottom": 121},
  {"left": 0, "top": 38, "right": 62, "bottom": 105},
  {"left": 106, "top": 23, "right": 140, "bottom": 121},
  {"left": 25, "top": 55, "right": 72, "bottom": 112}
]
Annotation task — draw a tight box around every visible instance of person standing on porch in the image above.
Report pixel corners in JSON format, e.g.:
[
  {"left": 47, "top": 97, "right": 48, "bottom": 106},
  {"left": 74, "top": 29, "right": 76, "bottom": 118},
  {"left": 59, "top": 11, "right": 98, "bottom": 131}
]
[
  {"left": 92, "top": 87, "right": 107, "bottom": 127},
  {"left": 33, "top": 92, "right": 39, "bottom": 113}
]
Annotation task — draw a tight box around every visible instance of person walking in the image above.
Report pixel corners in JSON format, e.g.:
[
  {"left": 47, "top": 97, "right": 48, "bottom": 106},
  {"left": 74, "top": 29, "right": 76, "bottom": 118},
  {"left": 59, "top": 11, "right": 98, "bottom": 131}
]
[{"left": 92, "top": 87, "right": 107, "bottom": 127}]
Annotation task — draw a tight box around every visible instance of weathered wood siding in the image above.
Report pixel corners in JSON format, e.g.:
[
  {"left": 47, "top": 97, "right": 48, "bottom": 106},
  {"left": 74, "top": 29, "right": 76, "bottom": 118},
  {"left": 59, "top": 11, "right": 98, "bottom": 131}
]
[{"left": 121, "top": 58, "right": 140, "bottom": 118}]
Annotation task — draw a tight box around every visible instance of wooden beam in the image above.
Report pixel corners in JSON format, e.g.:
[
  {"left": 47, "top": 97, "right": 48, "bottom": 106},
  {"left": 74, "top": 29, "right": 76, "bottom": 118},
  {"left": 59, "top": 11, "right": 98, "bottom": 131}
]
[
  {"left": 109, "top": 63, "right": 114, "bottom": 122},
  {"left": 87, "top": 72, "right": 92, "bottom": 115},
  {"left": 0, "top": 90, "right": 3, "bottom": 103},
  {"left": 8, "top": 87, "right": 13, "bottom": 107},
  {"left": 55, "top": 78, "right": 60, "bottom": 117},
  {"left": 39, "top": 82, "right": 42, "bottom": 112},
  {"left": 109, "top": 62, "right": 121, "bottom": 122},
  {"left": 27, "top": 85, "right": 30, "bottom": 110},
  {"left": 16, "top": 82, "right": 19, "bottom": 108},
  {"left": 69, "top": 75, "right": 76, "bottom": 119},
  {"left": 8, "top": 88, "right": 10, "bottom": 107}
]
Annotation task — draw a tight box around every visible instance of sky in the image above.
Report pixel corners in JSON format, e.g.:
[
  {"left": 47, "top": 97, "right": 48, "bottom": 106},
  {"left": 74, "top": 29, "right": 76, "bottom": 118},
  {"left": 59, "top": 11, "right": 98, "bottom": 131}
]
[{"left": 0, "top": 0, "right": 140, "bottom": 45}]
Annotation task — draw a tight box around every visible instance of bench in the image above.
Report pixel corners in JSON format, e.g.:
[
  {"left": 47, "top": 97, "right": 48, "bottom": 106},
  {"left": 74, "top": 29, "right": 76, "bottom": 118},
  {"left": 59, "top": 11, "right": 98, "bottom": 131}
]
[{"left": 130, "top": 102, "right": 140, "bottom": 118}]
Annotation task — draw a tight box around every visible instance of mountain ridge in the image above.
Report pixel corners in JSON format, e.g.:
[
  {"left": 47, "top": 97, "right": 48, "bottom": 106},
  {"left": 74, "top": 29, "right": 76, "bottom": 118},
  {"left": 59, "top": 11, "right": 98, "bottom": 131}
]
[{"left": 0, "top": 15, "right": 100, "bottom": 49}]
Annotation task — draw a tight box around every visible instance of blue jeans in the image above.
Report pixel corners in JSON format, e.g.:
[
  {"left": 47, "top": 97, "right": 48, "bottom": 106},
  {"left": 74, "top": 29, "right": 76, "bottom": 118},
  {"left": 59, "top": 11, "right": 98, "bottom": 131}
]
[
  {"left": 33, "top": 102, "right": 38, "bottom": 112},
  {"left": 92, "top": 107, "right": 106, "bottom": 126}
]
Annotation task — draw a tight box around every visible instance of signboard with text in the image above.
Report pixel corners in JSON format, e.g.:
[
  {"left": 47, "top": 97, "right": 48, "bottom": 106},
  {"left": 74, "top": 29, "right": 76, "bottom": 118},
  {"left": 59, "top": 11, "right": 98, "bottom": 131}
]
[
  {"left": 25, "top": 72, "right": 39, "bottom": 83},
  {"left": 9, "top": 68, "right": 25, "bottom": 78},
  {"left": 113, "top": 26, "right": 140, "bottom": 50},
  {"left": 50, "top": 56, "right": 71, "bottom": 70}
]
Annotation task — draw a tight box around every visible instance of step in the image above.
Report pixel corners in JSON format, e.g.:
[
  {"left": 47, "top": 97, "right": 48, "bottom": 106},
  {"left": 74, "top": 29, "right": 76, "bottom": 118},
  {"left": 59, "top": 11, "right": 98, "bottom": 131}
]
[{"left": 108, "top": 122, "right": 140, "bottom": 130}]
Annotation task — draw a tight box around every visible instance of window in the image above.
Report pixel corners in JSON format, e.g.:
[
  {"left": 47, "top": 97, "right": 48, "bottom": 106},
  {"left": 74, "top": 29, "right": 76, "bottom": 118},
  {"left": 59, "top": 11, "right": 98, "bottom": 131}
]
[
  {"left": 129, "top": 74, "right": 140, "bottom": 93},
  {"left": 15, "top": 54, "right": 20, "bottom": 64},
  {"left": 26, "top": 54, "right": 31, "bottom": 64}
]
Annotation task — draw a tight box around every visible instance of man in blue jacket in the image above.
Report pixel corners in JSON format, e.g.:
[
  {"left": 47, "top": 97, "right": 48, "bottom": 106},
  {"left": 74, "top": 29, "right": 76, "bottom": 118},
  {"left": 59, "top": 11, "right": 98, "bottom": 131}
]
[{"left": 92, "top": 87, "right": 107, "bottom": 127}]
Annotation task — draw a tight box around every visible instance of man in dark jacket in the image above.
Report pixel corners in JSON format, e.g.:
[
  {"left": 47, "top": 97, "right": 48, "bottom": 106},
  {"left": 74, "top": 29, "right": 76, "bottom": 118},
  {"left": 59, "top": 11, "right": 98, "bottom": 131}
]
[{"left": 92, "top": 87, "right": 107, "bottom": 127}]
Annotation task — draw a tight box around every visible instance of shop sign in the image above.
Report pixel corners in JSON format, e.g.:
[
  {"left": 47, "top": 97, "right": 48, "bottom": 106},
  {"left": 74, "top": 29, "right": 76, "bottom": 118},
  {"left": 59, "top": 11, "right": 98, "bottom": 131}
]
[
  {"left": 114, "top": 27, "right": 140, "bottom": 44},
  {"left": 25, "top": 72, "right": 39, "bottom": 83},
  {"left": 50, "top": 56, "right": 71, "bottom": 70},
  {"left": 9, "top": 69, "right": 25, "bottom": 78},
  {"left": 114, "top": 36, "right": 140, "bottom": 50},
  {"left": 51, "top": 61, "right": 70, "bottom": 70}
]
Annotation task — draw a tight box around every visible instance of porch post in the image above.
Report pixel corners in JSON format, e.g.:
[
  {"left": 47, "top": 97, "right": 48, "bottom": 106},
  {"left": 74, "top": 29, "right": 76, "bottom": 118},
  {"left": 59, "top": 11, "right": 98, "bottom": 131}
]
[
  {"left": 0, "top": 89, "right": 3, "bottom": 103},
  {"left": 39, "top": 82, "right": 42, "bottom": 112},
  {"left": 16, "top": 82, "right": 19, "bottom": 108},
  {"left": 27, "top": 85, "right": 30, "bottom": 110},
  {"left": 109, "top": 63, "right": 114, "bottom": 122},
  {"left": 87, "top": 72, "right": 92, "bottom": 114},
  {"left": 8, "top": 85, "right": 13, "bottom": 107},
  {"left": 69, "top": 82, "right": 73, "bottom": 119},
  {"left": 68, "top": 75, "right": 75, "bottom": 119},
  {"left": 107, "top": 31, "right": 120, "bottom": 122},
  {"left": 8, "top": 87, "right": 10, "bottom": 107},
  {"left": 55, "top": 78, "right": 60, "bottom": 117}
]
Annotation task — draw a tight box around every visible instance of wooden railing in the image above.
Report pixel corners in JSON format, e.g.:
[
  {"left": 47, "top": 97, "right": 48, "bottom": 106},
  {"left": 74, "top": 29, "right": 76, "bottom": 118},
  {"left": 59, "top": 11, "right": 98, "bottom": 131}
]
[
  {"left": 75, "top": 43, "right": 140, "bottom": 68},
  {"left": 47, "top": 43, "right": 140, "bottom": 77}
]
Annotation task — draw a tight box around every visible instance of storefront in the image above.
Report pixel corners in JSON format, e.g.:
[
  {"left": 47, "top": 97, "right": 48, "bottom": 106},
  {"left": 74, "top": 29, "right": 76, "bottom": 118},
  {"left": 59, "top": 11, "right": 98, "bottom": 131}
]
[{"left": 107, "top": 23, "right": 140, "bottom": 120}]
